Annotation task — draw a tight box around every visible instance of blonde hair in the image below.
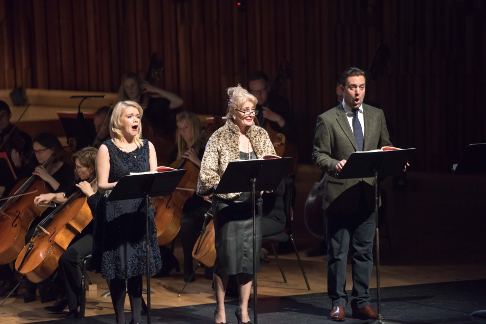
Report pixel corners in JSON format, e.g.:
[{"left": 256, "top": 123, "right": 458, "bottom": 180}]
[
  {"left": 72, "top": 147, "right": 98, "bottom": 173},
  {"left": 118, "top": 72, "right": 143, "bottom": 101},
  {"left": 176, "top": 111, "right": 205, "bottom": 160},
  {"left": 110, "top": 101, "right": 144, "bottom": 147},
  {"left": 226, "top": 84, "right": 258, "bottom": 118}
]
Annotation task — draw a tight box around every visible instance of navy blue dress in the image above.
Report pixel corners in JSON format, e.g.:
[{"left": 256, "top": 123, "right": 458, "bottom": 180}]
[{"left": 91, "top": 139, "right": 161, "bottom": 279}]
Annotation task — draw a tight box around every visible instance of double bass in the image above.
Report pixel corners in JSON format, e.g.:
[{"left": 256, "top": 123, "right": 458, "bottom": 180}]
[
  {"left": 0, "top": 154, "right": 56, "bottom": 264},
  {"left": 15, "top": 179, "right": 94, "bottom": 283},
  {"left": 154, "top": 128, "right": 208, "bottom": 246}
]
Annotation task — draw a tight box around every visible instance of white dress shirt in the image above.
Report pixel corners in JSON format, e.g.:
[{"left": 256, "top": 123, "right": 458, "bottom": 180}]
[{"left": 342, "top": 99, "right": 365, "bottom": 138}]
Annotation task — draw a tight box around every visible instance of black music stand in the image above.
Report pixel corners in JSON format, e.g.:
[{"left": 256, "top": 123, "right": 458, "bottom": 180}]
[
  {"left": 215, "top": 157, "right": 292, "bottom": 324},
  {"left": 453, "top": 143, "right": 486, "bottom": 318},
  {"left": 108, "top": 169, "right": 186, "bottom": 324},
  {"left": 337, "top": 148, "right": 415, "bottom": 324}
]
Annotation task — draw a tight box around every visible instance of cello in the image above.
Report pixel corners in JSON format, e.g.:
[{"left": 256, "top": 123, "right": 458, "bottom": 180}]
[
  {"left": 0, "top": 154, "right": 56, "bottom": 264},
  {"left": 15, "top": 179, "right": 94, "bottom": 283},
  {"left": 154, "top": 128, "right": 208, "bottom": 246}
]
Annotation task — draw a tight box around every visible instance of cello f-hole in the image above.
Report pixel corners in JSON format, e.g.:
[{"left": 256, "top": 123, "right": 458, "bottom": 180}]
[{"left": 11, "top": 211, "right": 21, "bottom": 227}]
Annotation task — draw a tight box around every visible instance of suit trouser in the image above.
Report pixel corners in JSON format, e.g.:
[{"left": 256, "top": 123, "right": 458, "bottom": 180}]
[
  {"left": 326, "top": 195, "right": 376, "bottom": 308},
  {"left": 58, "top": 234, "right": 93, "bottom": 311}
]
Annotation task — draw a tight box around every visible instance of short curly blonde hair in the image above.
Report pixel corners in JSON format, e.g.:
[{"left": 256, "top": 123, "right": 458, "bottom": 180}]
[
  {"left": 226, "top": 84, "right": 258, "bottom": 118},
  {"left": 110, "top": 101, "right": 144, "bottom": 148}
]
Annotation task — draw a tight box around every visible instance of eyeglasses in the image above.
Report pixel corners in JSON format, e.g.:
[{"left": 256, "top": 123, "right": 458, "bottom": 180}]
[
  {"left": 74, "top": 165, "right": 86, "bottom": 171},
  {"left": 33, "top": 148, "right": 49, "bottom": 155},
  {"left": 234, "top": 108, "right": 259, "bottom": 116},
  {"left": 250, "top": 89, "right": 266, "bottom": 96}
]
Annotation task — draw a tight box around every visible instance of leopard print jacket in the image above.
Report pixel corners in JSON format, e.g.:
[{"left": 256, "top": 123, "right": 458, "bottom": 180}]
[{"left": 196, "top": 117, "right": 276, "bottom": 200}]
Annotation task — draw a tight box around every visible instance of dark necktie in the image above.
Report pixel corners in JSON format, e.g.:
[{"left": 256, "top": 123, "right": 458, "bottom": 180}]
[{"left": 353, "top": 109, "right": 363, "bottom": 151}]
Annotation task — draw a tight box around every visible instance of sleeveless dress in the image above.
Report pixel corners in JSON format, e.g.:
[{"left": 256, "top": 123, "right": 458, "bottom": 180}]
[{"left": 91, "top": 139, "right": 162, "bottom": 279}]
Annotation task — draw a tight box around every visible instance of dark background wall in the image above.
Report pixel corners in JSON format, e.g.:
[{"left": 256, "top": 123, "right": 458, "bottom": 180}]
[{"left": 1, "top": 0, "right": 486, "bottom": 170}]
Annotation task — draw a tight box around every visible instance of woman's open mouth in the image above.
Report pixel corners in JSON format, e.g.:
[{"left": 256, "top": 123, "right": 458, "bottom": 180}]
[{"left": 132, "top": 125, "right": 138, "bottom": 131}]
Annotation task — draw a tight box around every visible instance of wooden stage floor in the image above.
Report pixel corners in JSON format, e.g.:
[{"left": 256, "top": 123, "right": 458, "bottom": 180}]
[{"left": 1, "top": 245, "right": 486, "bottom": 323}]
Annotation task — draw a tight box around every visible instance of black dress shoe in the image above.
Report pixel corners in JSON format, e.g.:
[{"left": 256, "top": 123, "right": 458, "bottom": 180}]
[
  {"left": 44, "top": 297, "right": 68, "bottom": 313},
  {"left": 153, "top": 253, "right": 180, "bottom": 278},
  {"left": 0, "top": 280, "right": 18, "bottom": 297}
]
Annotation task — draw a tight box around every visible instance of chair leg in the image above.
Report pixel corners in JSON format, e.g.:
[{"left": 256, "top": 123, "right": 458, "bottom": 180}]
[
  {"left": 290, "top": 235, "right": 311, "bottom": 290},
  {"left": 270, "top": 242, "right": 287, "bottom": 283},
  {"left": 79, "top": 258, "right": 87, "bottom": 319}
]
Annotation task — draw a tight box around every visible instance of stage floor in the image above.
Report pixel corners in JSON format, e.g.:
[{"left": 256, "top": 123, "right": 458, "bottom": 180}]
[{"left": 1, "top": 249, "right": 486, "bottom": 324}]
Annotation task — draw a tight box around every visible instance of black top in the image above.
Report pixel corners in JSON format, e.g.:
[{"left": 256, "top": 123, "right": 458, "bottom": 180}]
[
  {"left": 143, "top": 97, "right": 178, "bottom": 135},
  {"left": 257, "top": 93, "right": 295, "bottom": 140}
]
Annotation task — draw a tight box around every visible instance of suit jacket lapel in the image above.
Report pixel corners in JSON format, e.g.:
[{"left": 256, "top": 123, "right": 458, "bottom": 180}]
[
  {"left": 363, "top": 104, "right": 375, "bottom": 151},
  {"left": 335, "top": 104, "right": 358, "bottom": 151}
]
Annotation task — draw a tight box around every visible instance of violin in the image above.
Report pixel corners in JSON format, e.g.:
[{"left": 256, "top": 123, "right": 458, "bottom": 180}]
[
  {"left": 15, "top": 179, "right": 95, "bottom": 283},
  {"left": 0, "top": 154, "right": 56, "bottom": 265},
  {"left": 154, "top": 128, "right": 208, "bottom": 246}
]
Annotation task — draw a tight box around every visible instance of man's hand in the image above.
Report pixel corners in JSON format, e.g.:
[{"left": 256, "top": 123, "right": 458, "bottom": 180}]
[
  {"left": 335, "top": 159, "right": 347, "bottom": 172},
  {"left": 11, "top": 148, "right": 22, "bottom": 168},
  {"left": 261, "top": 107, "right": 283, "bottom": 123},
  {"left": 404, "top": 162, "right": 410, "bottom": 172}
]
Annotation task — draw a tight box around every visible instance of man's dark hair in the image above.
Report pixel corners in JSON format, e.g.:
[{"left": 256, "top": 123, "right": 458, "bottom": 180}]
[
  {"left": 339, "top": 67, "right": 366, "bottom": 86},
  {"left": 0, "top": 100, "right": 11, "bottom": 115},
  {"left": 248, "top": 71, "right": 270, "bottom": 85},
  {"left": 95, "top": 106, "right": 112, "bottom": 118}
]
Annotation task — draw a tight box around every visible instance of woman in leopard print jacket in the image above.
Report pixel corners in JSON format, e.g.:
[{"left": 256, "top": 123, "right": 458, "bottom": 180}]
[{"left": 197, "top": 85, "right": 276, "bottom": 324}]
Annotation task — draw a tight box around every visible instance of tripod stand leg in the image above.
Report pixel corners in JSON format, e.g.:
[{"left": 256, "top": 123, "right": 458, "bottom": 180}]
[
  {"left": 145, "top": 195, "right": 151, "bottom": 324},
  {"left": 178, "top": 264, "right": 200, "bottom": 297}
]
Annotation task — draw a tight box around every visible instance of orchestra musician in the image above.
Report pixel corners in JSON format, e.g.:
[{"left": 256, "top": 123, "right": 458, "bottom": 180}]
[
  {"left": 248, "top": 71, "right": 296, "bottom": 141},
  {"left": 92, "top": 106, "right": 112, "bottom": 149},
  {"left": 312, "top": 67, "right": 393, "bottom": 321},
  {"left": 0, "top": 100, "right": 32, "bottom": 196},
  {"left": 33, "top": 147, "right": 99, "bottom": 318},
  {"left": 93, "top": 101, "right": 161, "bottom": 324},
  {"left": 118, "top": 72, "right": 183, "bottom": 137},
  {"left": 17, "top": 133, "right": 77, "bottom": 303},
  {"left": 157, "top": 111, "right": 211, "bottom": 282},
  {"left": 197, "top": 85, "right": 276, "bottom": 324}
]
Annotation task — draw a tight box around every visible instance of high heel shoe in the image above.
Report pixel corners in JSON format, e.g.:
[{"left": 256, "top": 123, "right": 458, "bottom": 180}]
[
  {"left": 44, "top": 297, "right": 68, "bottom": 313},
  {"left": 66, "top": 307, "right": 79, "bottom": 319},
  {"left": 153, "top": 253, "right": 180, "bottom": 278},
  {"left": 214, "top": 310, "right": 226, "bottom": 324},
  {"left": 0, "top": 280, "right": 18, "bottom": 297},
  {"left": 235, "top": 307, "right": 252, "bottom": 324}
]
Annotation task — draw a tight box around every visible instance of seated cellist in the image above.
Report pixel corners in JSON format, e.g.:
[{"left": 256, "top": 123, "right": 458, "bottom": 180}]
[
  {"left": 32, "top": 147, "right": 100, "bottom": 318},
  {"left": 155, "top": 111, "right": 212, "bottom": 282}
]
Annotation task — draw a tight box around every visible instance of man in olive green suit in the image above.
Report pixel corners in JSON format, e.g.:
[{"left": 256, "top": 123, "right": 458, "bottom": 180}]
[{"left": 312, "top": 67, "right": 392, "bottom": 321}]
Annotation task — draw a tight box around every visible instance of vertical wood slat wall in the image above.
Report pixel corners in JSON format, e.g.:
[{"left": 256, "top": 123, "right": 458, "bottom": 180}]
[{"left": 1, "top": 0, "right": 485, "bottom": 171}]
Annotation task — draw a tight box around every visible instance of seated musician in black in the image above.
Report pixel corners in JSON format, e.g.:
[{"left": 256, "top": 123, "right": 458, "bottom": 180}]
[
  {"left": 248, "top": 71, "right": 296, "bottom": 141},
  {"left": 92, "top": 106, "right": 112, "bottom": 149},
  {"left": 261, "top": 178, "right": 286, "bottom": 238},
  {"left": 0, "top": 100, "right": 32, "bottom": 196},
  {"left": 156, "top": 111, "right": 211, "bottom": 282},
  {"left": 0, "top": 133, "right": 76, "bottom": 302},
  {"left": 118, "top": 72, "right": 183, "bottom": 137},
  {"left": 33, "top": 147, "right": 99, "bottom": 318}
]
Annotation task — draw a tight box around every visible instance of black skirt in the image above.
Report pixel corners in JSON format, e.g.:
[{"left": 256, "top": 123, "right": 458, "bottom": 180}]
[{"left": 213, "top": 196, "right": 262, "bottom": 276}]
